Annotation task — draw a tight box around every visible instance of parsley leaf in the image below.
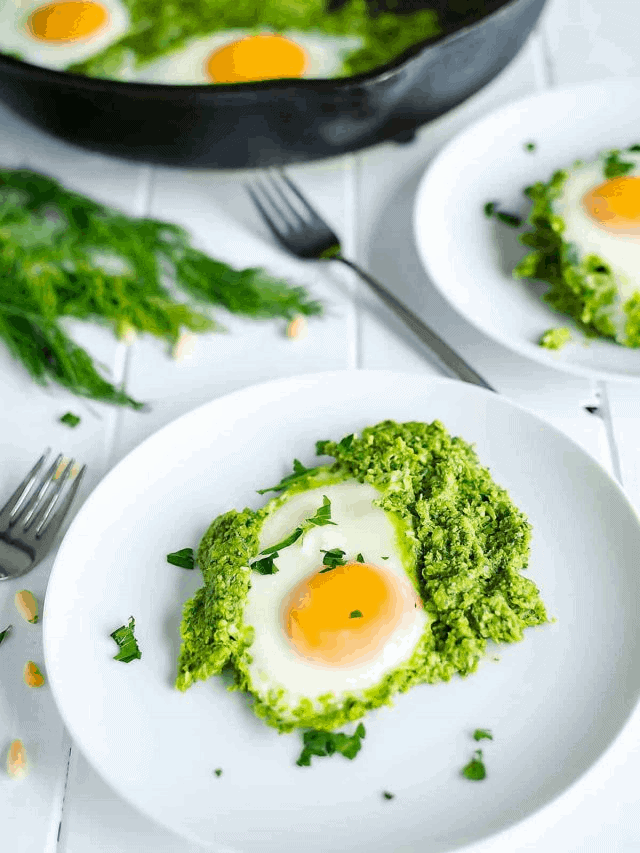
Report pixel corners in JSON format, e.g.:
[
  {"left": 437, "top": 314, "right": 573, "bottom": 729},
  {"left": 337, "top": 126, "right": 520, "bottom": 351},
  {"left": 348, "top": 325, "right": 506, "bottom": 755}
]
[
  {"left": 604, "top": 150, "right": 634, "bottom": 179},
  {"left": 337, "top": 433, "right": 355, "bottom": 451},
  {"left": 356, "top": 553, "right": 365, "bottom": 563},
  {"left": 629, "top": 144, "right": 640, "bottom": 152},
  {"left": 496, "top": 211, "right": 522, "bottom": 227},
  {"left": 251, "top": 553, "right": 279, "bottom": 575},
  {"left": 524, "top": 142, "right": 536, "bottom": 152},
  {"left": 59, "top": 412, "right": 80, "bottom": 427},
  {"left": 256, "top": 459, "right": 320, "bottom": 495},
  {"left": 349, "top": 609, "right": 363, "bottom": 618},
  {"left": 484, "top": 201, "right": 497, "bottom": 218},
  {"left": 0, "top": 625, "right": 12, "bottom": 646},
  {"left": 214, "top": 768, "right": 223, "bottom": 777},
  {"left": 304, "top": 495, "right": 337, "bottom": 529},
  {"left": 296, "top": 723, "right": 366, "bottom": 767},
  {"left": 110, "top": 617, "right": 141, "bottom": 663},
  {"left": 166, "top": 547, "right": 195, "bottom": 569},
  {"left": 320, "top": 548, "right": 347, "bottom": 570},
  {"left": 261, "top": 528, "right": 304, "bottom": 555},
  {"left": 462, "top": 750, "right": 486, "bottom": 780},
  {"left": 383, "top": 791, "right": 395, "bottom": 800},
  {"left": 473, "top": 728, "right": 493, "bottom": 741}
]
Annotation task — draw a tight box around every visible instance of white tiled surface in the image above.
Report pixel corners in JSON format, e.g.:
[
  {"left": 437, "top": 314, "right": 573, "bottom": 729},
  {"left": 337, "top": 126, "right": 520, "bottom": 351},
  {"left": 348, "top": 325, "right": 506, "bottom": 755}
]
[{"left": 1, "top": 0, "right": 640, "bottom": 849}]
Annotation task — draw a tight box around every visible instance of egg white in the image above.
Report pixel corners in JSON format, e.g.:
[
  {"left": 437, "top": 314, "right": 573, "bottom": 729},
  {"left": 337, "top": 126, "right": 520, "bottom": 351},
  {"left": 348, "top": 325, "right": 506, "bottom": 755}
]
[
  {"left": 552, "top": 152, "right": 640, "bottom": 336},
  {"left": 243, "top": 480, "right": 427, "bottom": 706},
  {"left": 0, "top": 0, "right": 130, "bottom": 69},
  {"left": 130, "top": 29, "right": 364, "bottom": 85}
]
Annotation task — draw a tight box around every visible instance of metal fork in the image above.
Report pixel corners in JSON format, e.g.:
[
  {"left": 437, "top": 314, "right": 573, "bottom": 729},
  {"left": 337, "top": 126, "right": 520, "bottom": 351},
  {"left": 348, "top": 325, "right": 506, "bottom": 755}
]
[
  {"left": 0, "top": 450, "right": 86, "bottom": 580},
  {"left": 247, "top": 170, "right": 495, "bottom": 392}
]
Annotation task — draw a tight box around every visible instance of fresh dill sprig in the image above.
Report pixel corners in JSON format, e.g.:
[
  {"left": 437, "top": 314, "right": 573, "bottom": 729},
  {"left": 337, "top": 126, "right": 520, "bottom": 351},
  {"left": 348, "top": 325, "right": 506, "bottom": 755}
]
[{"left": 0, "top": 170, "right": 322, "bottom": 408}]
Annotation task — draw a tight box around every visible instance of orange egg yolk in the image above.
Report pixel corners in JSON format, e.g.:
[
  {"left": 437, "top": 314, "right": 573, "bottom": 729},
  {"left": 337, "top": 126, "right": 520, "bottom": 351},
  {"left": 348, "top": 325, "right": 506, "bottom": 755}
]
[
  {"left": 583, "top": 176, "right": 640, "bottom": 232},
  {"left": 205, "top": 34, "right": 308, "bottom": 84},
  {"left": 27, "top": 1, "right": 108, "bottom": 42},
  {"left": 282, "top": 561, "right": 419, "bottom": 666}
]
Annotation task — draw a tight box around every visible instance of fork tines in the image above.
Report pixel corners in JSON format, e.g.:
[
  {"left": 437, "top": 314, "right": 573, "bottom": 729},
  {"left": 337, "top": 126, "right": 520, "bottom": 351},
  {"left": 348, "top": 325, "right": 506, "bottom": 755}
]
[{"left": 1, "top": 449, "right": 86, "bottom": 539}]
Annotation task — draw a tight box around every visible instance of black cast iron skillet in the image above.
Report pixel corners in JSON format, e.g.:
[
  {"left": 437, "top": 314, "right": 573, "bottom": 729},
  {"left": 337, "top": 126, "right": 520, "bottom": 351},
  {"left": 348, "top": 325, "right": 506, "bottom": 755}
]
[{"left": 0, "top": 0, "right": 546, "bottom": 168}]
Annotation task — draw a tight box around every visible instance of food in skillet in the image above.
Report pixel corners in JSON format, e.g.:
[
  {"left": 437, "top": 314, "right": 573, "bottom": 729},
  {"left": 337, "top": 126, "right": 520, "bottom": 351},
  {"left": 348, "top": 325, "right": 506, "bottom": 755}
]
[
  {"left": 176, "top": 420, "right": 548, "bottom": 733},
  {"left": 512, "top": 146, "right": 640, "bottom": 348},
  {"left": 0, "top": 0, "right": 441, "bottom": 83}
]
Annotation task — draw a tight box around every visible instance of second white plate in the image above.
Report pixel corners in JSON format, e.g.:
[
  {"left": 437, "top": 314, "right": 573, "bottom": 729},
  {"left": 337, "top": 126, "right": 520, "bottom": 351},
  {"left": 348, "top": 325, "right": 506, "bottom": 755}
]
[{"left": 413, "top": 77, "right": 640, "bottom": 382}]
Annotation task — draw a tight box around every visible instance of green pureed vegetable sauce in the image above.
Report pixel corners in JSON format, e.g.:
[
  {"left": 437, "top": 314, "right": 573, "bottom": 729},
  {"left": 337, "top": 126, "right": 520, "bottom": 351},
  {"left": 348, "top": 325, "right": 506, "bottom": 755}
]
[
  {"left": 63, "top": 0, "right": 441, "bottom": 80},
  {"left": 176, "top": 420, "right": 548, "bottom": 734}
]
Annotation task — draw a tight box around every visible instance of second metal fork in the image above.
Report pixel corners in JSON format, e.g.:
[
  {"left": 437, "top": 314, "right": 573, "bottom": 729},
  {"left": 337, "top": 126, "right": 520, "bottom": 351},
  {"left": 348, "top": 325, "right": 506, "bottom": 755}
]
[{"left": 247, "top": 170, "right": 495, "bottom": 392}]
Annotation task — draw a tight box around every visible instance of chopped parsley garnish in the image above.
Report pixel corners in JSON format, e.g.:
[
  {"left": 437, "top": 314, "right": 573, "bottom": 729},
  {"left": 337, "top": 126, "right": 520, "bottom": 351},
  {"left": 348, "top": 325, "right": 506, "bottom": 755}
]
[
  {"left": 214, "top": 768, "right": 223, "bottom": 777},
  {"left": 110, "top": 617, "right": 141, "bottom": 663},
  {"left": 629, "top": 144, "right": 640, "bottom": 152},
  {"left": 59, "top": 412, "right": 80, "bottom": 427},
  {"left": 462, "top": 750, "right": 486, "bottom": 781},
  {"left": 296, "top": 723, "right": 365, "bottom": 767},
  {"left": 496, "top": 211, "right": 522, "bottom": 227},
  {"left": 524, "top": 142, "right": 536, "bottom": 152},
  {"left": 261, "top": 528, "right": 303, "bottom": 556},
  {"left": 166, "top": 547, "right": 195, "bottom": 569},
  {"left": 0, "top": 625, "right": 12, "bottom": 646},
  {"left": 0, "top": 170, "right": 321, "bottom": 409},
  {"left": 349, "top": 610, "right": 363, "bottom": 618},
  {"left": 253, "top": 497, "right": 336, "bottom": 573},
  {"left": 381, "top": 556, "right": 389, "bottom": 560},
  {"left": 383, "top": 791, "right": 395, "bottom": 800},
  {"left": 473, "top": 728, "right": 493, "bottom": 741},
  {"left": 337, "top": 433, "right": 355, "bottom": 450},
  {"left": 319, "top": 548, "right": 347, "bottom": 571},
  {"left": 256, "top": 459, "right": 320, "bottom": 495},
  {"left": 484, "top": 201, "right": 497, "bottom": 218},
  {"left": 252, "top": 553, "right": 279, "bottom": 575},
  {"left": 305, "top": 495, "right": 337, "bottom": 529},
  {"left": 603, "top": 150, "right": 634, "bottom": 179},
  {"left": 356, "top": 553, "right": 365, "bottom": 563}
]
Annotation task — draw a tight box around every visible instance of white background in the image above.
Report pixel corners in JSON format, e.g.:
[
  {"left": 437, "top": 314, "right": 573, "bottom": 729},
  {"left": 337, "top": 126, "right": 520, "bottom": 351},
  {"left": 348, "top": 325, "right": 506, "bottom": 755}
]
[{"left": 1, "top": 0, "right": 639, "bottom": 849}]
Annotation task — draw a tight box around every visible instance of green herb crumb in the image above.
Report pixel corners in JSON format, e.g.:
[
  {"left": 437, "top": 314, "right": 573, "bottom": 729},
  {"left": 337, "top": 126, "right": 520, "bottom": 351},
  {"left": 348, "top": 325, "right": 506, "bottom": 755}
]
[
  {"left": 296, "top": 723, "right": 365, "bottom": 767},
  {"left": 496, "top": 211, "right": 523, "bottom": 228},
  {"left": 166, "top": 547, "right": 195, "bottom": 569},
  {"left": 603, "top": 150, "right": 634, "bottom": 179},
  {"left": 349, "top": 610, "right": 363, "bottom": 619},
  {"left": 462, "top": 750, "right": 486, "bottom": 781},
  {"left": 539, "top": 328, "right": 572, "bottom": 351},
  {"left": 0, "top": 625, "right": 12, "bottom": 646},
  {"left": 59, "top": 412, "right": 81, "bottom": 427},
  {"left": 524, "top": 142, "right": 536, "bottom": 152},
  {"left": 110, "top": 617, "right": 141, "bottom": 663},
  {"left": 214, "top": 768, "right": 223, "bottom": 777},
  {"left": 473, "top": 728, "right": 493, "bottom": 741},
  {"left": 484, "top": 201, "right": 497, "bottom": 218},
  {"left": 383, "top": 791, "right": 395, "bottom": 800}
]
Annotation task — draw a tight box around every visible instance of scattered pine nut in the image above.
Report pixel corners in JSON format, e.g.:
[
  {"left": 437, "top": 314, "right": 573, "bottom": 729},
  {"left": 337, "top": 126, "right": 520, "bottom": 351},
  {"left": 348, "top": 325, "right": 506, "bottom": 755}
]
[
  {"left": 286, "top": 315, "right": 308, "bottom": 340},
  {"left": 6, "top": 740, "right": 28, "bottom": 779},
  {"left": 24, "top": 661, "right": 45, "bottom": 688},
  {"left": 172, "top": 332, "right": 196, "bottom": 361},
  {"left": 14, "top": 590, "right": 38, "bottom": 624},
  {"left": 54, "top": 458, "right": 69, "bottom": 480}
]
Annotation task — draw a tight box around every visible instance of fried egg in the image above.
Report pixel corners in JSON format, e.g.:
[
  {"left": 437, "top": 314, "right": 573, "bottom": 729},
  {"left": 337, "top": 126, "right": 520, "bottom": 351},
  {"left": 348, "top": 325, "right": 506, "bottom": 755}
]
[
  {"left": 0, "top": 0, "right": 129, "bottom": 69},
  {"left": 131, "top": 30, "right": 364, "bottom": 85},
  {"left": 552, "top": 152, "right": 640, "bottom": 334},
  {"left": 243, "top": 480, "right": 427, "bottom": 707}
]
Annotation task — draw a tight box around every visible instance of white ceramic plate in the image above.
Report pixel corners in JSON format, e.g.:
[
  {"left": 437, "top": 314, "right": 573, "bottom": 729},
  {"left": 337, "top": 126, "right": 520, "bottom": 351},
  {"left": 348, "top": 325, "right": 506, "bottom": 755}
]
[
  {"left": 44, "top": 371, "right": 640, "bottom": 852},
  {"left": 413, "top": 78, "right": 640, "bottom": 382}
]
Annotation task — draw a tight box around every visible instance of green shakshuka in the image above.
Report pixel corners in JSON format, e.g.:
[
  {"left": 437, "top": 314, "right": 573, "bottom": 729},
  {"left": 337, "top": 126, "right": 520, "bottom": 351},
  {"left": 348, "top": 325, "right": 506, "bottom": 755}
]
[{"left": 176, "top": 420, "right": 548, "bottom": 733}]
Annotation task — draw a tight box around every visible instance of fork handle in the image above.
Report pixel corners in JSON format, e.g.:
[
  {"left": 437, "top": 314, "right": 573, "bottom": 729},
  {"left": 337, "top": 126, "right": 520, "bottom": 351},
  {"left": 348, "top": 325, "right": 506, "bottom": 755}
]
[{"left": 336, "top": 258, "right": 496, "bottom": 393}]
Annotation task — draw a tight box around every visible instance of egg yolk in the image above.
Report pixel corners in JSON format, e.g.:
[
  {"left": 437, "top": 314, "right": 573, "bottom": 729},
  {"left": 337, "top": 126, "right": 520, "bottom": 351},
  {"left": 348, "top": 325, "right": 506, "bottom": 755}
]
[
  {"left": 583, "top": 176, "right": 640, "bottom": 232},
  {"left": 283, "top": 561, "right": 419, "bottom": 666},
  {"left": 27, "top": 1, "right": 108, "bottom": 42},
  {"left": 205, "top": 34, "right": 308, "bottom": 84}
]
